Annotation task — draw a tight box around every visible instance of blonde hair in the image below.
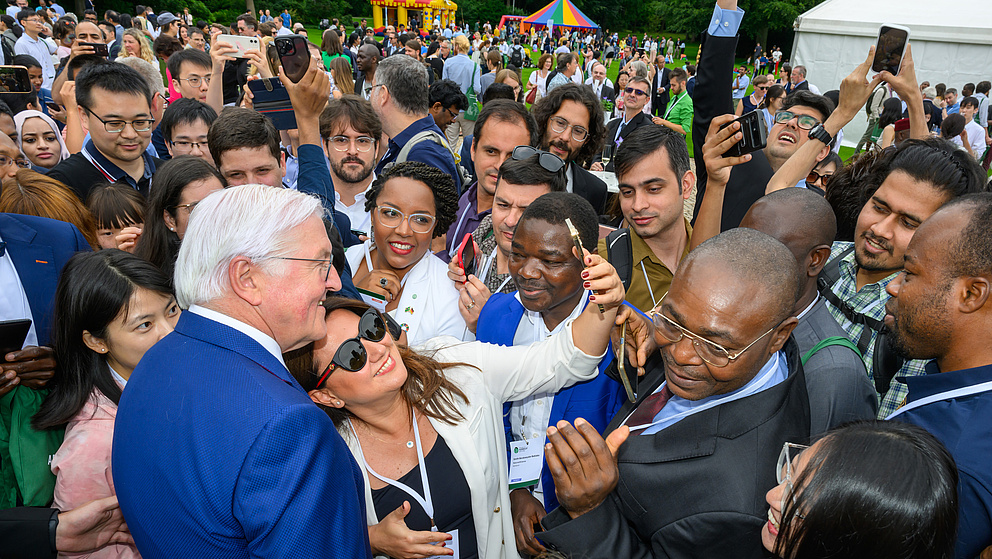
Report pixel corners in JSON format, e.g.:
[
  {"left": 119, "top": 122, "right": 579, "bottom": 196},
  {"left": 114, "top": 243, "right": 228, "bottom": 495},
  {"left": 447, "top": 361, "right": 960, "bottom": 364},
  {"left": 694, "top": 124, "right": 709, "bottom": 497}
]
[
  {"left": 453, "top": 34, "right": 470, "bottom": 54},
  {"left": 119, "top": 28, "right": 156, "bottom": 65},
  {"left": 330, "top": 57, "right": 354, "bottom": 95},
  {"left": 0, "top": 170, "right": 99, "bottom": 249}
]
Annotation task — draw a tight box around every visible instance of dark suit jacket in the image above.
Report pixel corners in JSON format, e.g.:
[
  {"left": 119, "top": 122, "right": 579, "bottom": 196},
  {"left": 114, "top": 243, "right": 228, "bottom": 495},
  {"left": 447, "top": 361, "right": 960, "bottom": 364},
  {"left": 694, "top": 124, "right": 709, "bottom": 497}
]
[
  {"left": 601, "top": 112, "right": 655, "bottom": 172},
  {"left": 691, "top": 32, "right": 774, "bottom": 230},
  {"left": 0, "top": 213, "right": 90, "bottom": 346},
  {"left": 571, "top": 163, "right": 608, "bottom": 215},
  {"left": 539, "top": 339, "right": 811, "bottom": 559},
  {"left": 651, "top": 66, "right": 671, "bottom": 117},
  {"left": 786, "top": 80, "right": 810, "bottom": 95},
  {"left": 0, "top": 506, "right": 56, "bottom": 558},
  {"left": 113, "top": 311, "right": 371, "bottom": 558}
]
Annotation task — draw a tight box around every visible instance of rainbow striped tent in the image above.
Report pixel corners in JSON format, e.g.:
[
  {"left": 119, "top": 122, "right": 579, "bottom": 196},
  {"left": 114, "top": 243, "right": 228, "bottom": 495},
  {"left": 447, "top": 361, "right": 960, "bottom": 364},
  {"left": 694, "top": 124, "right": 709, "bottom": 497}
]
[{"left": 522, "top": 0, "right": 599, "bottom": 29}]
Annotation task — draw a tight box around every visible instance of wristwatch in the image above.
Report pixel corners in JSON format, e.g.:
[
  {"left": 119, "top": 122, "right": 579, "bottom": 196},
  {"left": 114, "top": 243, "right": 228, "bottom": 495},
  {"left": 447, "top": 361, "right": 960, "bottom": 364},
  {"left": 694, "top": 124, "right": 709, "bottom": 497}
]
[{"left": 808, "top": 123, "right": 833, "bottom": 146}]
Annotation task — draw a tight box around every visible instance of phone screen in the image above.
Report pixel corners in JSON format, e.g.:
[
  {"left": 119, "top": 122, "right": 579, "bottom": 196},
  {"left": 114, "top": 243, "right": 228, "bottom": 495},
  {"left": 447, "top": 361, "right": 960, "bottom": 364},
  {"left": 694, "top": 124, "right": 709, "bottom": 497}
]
[
  {"left": 460, "top": 235, "right": 476, "bottom": 277},
  {"left": 0, "top": 66, "right": 31, "bottom": 93},
  {"left": 872, "top": 26, "right": 909, "bottom": 75}
]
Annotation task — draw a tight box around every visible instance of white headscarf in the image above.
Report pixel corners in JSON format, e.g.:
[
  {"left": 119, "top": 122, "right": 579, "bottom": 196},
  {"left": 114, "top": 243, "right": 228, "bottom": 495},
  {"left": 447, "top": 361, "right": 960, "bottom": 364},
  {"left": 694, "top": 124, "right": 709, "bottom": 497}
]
[{"left": 13, "top": 110, "right": 70, "bottom": 166}]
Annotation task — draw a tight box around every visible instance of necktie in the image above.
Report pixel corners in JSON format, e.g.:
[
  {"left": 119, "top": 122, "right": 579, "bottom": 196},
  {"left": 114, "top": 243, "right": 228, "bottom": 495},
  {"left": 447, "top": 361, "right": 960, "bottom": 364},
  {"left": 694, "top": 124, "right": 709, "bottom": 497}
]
[
  {"left": 625, "top": 384, "right": 673, "bottom": 429},
  {"left": 0, "top": 241, "right": 5, "bottom": 257}
]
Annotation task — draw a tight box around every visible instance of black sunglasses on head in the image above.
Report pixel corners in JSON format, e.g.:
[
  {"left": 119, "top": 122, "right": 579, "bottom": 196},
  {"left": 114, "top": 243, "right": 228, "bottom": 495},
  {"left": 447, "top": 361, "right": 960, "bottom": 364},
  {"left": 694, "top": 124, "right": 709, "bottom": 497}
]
[
  {"left": 511, "top": 145, "right": 565, "bottom": 174},
  {"left": 314, "top": 307, "right": 387, "bottom": 387}
]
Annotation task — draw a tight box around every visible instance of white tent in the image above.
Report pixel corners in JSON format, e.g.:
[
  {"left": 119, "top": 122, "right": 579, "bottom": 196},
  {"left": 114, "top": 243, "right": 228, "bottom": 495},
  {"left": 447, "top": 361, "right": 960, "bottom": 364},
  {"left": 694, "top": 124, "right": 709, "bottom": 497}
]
[{"left": 792, "top": 0, "right": 992, "bottom": 147}]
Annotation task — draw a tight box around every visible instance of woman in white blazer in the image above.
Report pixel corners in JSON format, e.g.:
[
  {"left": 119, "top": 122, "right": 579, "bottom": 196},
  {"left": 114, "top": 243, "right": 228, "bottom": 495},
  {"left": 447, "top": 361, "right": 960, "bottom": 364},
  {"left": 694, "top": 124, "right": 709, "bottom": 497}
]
[
  {"left": 346, "top": 161, "right": 468, "bottom": 344},
  {"left": 286, "top": 251, "right": 624, "bottom": 559}
]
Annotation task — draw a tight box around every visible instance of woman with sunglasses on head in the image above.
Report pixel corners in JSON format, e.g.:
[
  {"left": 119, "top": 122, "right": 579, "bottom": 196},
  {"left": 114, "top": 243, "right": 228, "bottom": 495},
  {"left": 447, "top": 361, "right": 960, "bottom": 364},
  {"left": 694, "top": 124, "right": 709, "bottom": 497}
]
[
  {"left": 764, "top": 421, "right": 958, "bottom": 559},
  {"left": 736, "top": 74, "right": 770, "bottom": 117},
  {"left": 286, "top": 253, "right": 625, "bottom": 559},
  {"left": 32, "top": 250, "right": 181, "bottom": 559},
  {"left": 346, "top": 161, "right": 465, "bottom": 345}
]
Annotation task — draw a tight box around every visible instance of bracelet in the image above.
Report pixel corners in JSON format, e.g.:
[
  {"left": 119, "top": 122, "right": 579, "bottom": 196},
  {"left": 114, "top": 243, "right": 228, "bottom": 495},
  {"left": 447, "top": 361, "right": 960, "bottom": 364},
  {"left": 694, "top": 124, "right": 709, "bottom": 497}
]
[{"left": 49, "top": 509, "right": 60, "bottom": 554}]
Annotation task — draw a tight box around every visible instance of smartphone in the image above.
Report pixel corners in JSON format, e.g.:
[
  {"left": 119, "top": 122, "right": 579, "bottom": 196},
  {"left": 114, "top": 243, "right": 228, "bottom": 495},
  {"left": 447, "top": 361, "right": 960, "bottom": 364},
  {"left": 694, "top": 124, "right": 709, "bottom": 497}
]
[
  {"left": 456, "top": 233, "right": 476, "bottom": 277},
  {"left": 0, "top": 66, "right": 32, "bottom": 93},
  {"left": 871, "top": 24, "right": 910, "bottom": 75},
  {"left": 0, "top": 319, "right": 32, "bottom": 356},
  {"left": 45, "top": 102, "right": 60, "bottom": 112},
  {"left": 722, "top": 110, "right": 768, "bottom": 158},
  {"left": 246, "top": 77, "right": 298, "bottom": 130},
  {"left": 216, "top": 34, "right": 261, "bottom": 58},
  {"left": 275, "top": 35, "right": 310, "bottom": 83},
  {"left": 79, "top": 42, "right": 109, "bottom": 57}
]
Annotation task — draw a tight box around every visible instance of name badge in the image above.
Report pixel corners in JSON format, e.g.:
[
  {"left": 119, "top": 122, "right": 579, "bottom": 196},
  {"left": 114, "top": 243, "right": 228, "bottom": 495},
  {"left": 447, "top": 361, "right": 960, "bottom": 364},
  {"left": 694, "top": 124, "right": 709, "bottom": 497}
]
[
  {"left": 428, "top": 528, "right": 459, "bottom": 559},
  {"left": 508, "top": 439, "right": 544, "bottom": 490}
]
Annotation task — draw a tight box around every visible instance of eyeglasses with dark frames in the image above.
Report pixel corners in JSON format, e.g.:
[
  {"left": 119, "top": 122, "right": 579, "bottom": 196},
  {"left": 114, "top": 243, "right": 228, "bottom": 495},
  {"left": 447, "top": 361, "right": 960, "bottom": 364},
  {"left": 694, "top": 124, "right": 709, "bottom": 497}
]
[
  {"left": 773, "top": 110, "right": 820, "bottom": 131},
  {"left": 80, "top": 106, "right": 155, "bottom": 133}
]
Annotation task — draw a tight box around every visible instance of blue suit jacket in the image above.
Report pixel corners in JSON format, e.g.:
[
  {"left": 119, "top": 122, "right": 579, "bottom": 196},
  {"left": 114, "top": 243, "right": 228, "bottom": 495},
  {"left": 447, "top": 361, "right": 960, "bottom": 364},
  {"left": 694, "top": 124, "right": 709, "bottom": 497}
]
[
  {"left": 0, "top": 213, "right": 90, "bottom": 346},
  {"left": 112, "top": 311, "right": 371, "bottom": 559},
  {"left": 476, "top": 292, "right": 624, "bottom": 511}
]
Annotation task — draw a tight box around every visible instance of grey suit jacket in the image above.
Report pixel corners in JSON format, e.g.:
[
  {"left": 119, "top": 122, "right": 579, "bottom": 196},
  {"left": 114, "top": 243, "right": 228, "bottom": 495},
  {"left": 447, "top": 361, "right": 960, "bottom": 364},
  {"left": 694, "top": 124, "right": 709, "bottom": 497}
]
[{"left": 794, "top": 299, "right": 878, "bottom": 435}]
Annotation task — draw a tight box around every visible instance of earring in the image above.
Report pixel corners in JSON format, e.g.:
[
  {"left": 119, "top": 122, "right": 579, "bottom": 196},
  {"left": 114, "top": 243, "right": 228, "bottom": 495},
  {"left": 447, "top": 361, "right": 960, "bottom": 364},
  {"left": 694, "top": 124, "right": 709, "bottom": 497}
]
[
  {"left": 169, "top": 227, "right": 175, "bottom": 232},
  {"left": 335, "top": 400, "right": 343, "bottom": 406}
]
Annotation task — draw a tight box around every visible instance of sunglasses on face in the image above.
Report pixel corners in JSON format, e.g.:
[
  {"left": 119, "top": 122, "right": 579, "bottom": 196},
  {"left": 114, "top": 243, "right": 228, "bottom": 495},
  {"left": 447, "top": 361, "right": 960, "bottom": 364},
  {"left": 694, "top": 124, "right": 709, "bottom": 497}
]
[
  {"left": 624, "top": 86, "right": 648, "bottom": 97},
  {"left": 806, "top": 170, "right": 832, "bottom": 186},
  {"left": 314, "top": 308, "right": 387, "bottom": 387}
]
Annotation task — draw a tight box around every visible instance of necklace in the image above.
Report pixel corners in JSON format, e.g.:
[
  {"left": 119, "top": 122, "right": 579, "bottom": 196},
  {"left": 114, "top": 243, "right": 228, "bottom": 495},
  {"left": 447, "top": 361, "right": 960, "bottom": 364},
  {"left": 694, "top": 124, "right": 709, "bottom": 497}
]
[{"left": 358, "top": 415, "right": 416, "bottom": 448}]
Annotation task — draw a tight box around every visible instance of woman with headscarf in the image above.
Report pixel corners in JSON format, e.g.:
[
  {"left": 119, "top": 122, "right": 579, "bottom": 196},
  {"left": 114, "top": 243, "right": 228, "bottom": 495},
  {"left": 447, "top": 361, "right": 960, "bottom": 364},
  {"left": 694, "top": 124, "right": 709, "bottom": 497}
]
[{"left": 14, "top": 110, "right": 69, "bottom": 172}]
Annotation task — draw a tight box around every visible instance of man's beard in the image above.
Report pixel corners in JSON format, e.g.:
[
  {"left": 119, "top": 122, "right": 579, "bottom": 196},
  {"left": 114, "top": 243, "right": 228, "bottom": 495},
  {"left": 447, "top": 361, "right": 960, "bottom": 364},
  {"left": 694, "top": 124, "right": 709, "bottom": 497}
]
[{"left": 331, "top": 157, "right": 375, "bottom": 184}]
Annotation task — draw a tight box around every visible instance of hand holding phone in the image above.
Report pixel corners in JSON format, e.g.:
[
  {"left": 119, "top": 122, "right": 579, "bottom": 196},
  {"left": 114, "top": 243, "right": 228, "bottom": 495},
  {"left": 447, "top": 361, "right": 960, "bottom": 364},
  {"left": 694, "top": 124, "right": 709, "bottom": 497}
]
[
  {"left": 274, "top": 35, "right": 310, "bottom": 83},
  {"left": 0, "top": 319, "right": 31, "bottom": 356},
  {"left": 216, "top": 34, "right": 261, "bottom": 59},
  {"left": 0, "top": 66, "right": 32, "bottom": 93},
  {"left": 871, "top": 24, "right": 910, "bottom": 76},
  {"left": 721, "top": 110, "right": 768, "bottom": 158},
  {"left": 79, "top": 42, "right": 109, "bottom": 57}
]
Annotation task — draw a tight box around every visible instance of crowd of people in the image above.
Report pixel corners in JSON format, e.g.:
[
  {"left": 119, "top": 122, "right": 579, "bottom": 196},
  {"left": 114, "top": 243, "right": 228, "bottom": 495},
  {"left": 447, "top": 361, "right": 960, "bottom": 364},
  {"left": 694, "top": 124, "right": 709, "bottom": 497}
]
[{"left": 0, "top": 0, "right": 990, "bottom": 558}]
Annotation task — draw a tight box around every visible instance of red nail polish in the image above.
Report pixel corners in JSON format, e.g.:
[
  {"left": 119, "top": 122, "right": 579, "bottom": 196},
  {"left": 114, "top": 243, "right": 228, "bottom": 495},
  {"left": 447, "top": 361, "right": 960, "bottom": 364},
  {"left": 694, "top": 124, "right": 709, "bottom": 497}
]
[
  {"left": 583, "top": 281, "right": 591, "bottom": 288},
  {"left": 581, "top": 271, "right": 589, "bottom": 279}
]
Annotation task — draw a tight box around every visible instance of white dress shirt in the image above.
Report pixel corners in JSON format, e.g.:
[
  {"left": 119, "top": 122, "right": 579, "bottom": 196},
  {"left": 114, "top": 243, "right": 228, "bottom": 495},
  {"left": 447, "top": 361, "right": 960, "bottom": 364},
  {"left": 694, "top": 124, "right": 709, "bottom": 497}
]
[
  {"left": 0, "top": 233, "right": 39, "bottom": 348},
  {"left": 14, "top": 33, "right": 55, "bottom": 89}
]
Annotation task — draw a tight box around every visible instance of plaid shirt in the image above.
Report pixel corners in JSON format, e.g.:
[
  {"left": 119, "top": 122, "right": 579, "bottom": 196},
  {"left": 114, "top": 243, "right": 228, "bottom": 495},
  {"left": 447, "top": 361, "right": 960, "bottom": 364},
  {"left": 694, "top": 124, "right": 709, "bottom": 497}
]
[
  {"left": 471, "top": 215, "right": 516, "bottom": 296},
  {"left": 823, "top": 242, "right": 929, "bottom": 418}
]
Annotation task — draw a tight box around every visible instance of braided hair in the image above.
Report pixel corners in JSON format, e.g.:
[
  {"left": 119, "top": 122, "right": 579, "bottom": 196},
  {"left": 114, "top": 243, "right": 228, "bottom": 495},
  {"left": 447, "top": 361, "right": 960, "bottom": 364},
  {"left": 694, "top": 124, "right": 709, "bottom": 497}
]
[{"left": 364, "top": 161, "right": 459, "bottom": 239}]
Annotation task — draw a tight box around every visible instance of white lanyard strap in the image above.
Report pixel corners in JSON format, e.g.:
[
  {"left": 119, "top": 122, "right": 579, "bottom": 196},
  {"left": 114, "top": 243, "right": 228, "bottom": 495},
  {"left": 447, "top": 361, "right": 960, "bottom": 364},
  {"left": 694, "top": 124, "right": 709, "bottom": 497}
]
[
  {"left": 887, "top": 380, "right": 992, "bottom": 420},
  {"left": 640, "top": 261, "right": 658, "bottom": 310},
  {"left": 478, "top": 247, "right": 500, "bottom": 286},
  {"left": 448, "top": 204, "right": 475, "bottom": 257},
  {"left": 352, "top": 409, "right": 436, "bottom": 524}
]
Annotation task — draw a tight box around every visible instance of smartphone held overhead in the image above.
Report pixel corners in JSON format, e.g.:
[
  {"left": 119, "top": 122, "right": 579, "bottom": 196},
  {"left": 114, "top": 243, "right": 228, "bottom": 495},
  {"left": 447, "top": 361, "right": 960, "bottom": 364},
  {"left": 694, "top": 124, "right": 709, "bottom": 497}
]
[
  {"left": 216, "top": 34, "right": 261, "bottom": 58},
  {"left": 0, "top": 66, "right": 32, "bottom": 93},
  {"left": 871, "top": 24, "right": 910, "bottom": 76},
  {"left": 721, "top": 110, "right": 768, "bottom": 158},
  {"left": 275, "top": 35, "right": 311, "bottom": 83}
]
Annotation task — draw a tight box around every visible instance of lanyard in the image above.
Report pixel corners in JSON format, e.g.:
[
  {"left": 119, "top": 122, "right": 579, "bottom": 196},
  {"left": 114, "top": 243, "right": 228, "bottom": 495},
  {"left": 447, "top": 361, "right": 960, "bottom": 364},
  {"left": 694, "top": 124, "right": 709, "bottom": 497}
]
[
  {"left": 625, "top": 353, "right": 783, "bottom": 432},
  {"left": 639, "top": 261, "right": 658, "bottom": 310},
  {"left": 665, "top": 93, "right": 685, "bottom": 120},
  {"left": 350, "top": 408, "right": 437, "bottom": 525},
  {"left": 478, "top": 246, "right": 500, "bottom": 286},
  {"left": 448, "top": 204, "right": 475, "bottom": 257},
  {"left": 887, "top": 380, "right": 992, "bottom": 420}
]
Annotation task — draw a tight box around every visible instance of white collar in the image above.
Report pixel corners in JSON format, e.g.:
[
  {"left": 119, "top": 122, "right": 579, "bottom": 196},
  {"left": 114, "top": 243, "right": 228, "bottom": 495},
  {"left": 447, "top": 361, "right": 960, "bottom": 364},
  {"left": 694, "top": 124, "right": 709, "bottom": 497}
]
[
  {"left": 189, "top": 304, "right": 287, "bottom": 370},
  {"left": 795, "top": 295, "right": 820, "bottom": 321}
]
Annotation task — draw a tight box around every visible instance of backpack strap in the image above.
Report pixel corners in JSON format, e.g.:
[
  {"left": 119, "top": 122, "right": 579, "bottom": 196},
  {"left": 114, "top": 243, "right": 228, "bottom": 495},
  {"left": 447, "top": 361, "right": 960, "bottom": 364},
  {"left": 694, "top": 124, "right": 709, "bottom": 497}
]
[
  {"left": 605, "top": 228, "right": 633, "bottom": 292},
  {"left": 801, "top": 336, "right": 862, "bottom": 366},
  {"left": 816, "top": 245, "right": 884, "bottom": 355},
  {"left": 395, "top": 130, "right": 452, "bottom": 164}
]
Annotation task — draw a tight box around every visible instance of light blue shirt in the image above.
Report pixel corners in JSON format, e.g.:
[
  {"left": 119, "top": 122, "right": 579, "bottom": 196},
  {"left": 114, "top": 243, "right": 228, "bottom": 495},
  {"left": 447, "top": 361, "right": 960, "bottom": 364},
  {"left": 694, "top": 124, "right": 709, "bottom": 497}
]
[
  {"left": 708, "top": 4, "right": 744, "bottom": 37},
  {"left": 639, "top": 351, "right": 788, "bottom": 435},
  {"left": 442, "top": 53, "right": 481, "bottom": 98},
  {"left": 732, "top": 73, "right": 750, "bottom": 99}
]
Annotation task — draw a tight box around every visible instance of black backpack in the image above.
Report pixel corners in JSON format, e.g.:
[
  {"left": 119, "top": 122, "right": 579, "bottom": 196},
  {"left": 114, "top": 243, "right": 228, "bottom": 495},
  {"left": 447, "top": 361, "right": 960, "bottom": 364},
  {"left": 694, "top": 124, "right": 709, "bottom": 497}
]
[
  {"left": 817, "top": 245, "right": 904, "bottom": 396},
  {"left": 510, "top": 45, "right": 523, "bottom": 68}
]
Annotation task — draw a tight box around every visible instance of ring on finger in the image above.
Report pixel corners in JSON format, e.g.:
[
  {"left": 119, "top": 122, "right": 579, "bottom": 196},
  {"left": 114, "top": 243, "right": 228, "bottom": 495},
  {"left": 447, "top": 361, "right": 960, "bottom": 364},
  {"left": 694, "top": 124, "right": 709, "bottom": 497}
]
[
  {"left": 379, "top": 277, "right": 388, "bottom": 288},
  {"left": 466, "top": 301, "right": 476, "bottom": 310}
]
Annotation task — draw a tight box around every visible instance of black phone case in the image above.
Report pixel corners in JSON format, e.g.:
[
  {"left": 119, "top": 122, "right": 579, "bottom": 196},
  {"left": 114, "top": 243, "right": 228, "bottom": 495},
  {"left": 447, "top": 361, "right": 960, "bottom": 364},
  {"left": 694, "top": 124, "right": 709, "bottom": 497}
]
[
  {"left": 275, "top": 36, "right": 309, "bottom": 83},
  {"left": 0, "top": 319, "right": 32, "bottom": 355},
  {"left": 248, "top": 78, "right": 298, "bottom": 130},
  {"left": 722, "top": 110, "right": 768, "bottom": 158}
]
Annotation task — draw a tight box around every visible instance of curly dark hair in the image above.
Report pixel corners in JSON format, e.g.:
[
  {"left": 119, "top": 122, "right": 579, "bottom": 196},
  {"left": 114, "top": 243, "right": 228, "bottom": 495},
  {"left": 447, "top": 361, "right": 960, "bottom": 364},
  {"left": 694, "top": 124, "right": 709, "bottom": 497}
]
[
  {"left": 364, "top": 161, "right": 458, "bottom": 239},
  {"left": 531, "top": 83, "right": 606, "bottom": 165},
  {"left": 824, "top": 149, "right": 894, "bottom": 241}
]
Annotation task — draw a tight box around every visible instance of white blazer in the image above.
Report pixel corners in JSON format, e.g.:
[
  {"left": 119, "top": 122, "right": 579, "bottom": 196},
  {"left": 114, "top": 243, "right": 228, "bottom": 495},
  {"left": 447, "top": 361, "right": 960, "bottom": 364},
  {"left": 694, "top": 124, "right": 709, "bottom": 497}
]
[
  {"left": 346, "top": 240, "right": 468, "bottom": 345},
  {"left": 340, "top": 324, "right": 605, "bottom": 559}
]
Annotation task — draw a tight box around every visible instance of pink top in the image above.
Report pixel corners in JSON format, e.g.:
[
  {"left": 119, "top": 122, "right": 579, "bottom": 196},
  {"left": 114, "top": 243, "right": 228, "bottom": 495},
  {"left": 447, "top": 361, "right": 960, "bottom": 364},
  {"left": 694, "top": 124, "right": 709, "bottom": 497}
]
[
  {"left": 51, "top": 386, "right": 140, "bottom": 558},
  {"left": 167, "top": 67, "right": 180, "bottom": 104}
]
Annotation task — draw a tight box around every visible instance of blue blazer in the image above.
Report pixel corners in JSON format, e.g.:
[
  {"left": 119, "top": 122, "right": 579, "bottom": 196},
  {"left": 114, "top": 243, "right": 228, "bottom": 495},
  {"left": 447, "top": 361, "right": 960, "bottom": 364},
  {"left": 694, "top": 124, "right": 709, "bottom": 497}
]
[
  {"left": 0, "top": 213, "right": 90, "bottom": 346},
  {"left": 112, "top": 311, "right": 371, "bottom": 559},
  {"left": 476, "top": 292, "right": 624, "bottom": 511}
]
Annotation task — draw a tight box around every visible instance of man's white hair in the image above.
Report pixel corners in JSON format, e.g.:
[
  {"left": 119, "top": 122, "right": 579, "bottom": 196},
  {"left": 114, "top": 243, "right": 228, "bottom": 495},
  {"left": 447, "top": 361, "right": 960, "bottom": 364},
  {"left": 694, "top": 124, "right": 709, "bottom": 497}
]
[{"left": 174, "top": 184, "right": 326, "bottom": 308}]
